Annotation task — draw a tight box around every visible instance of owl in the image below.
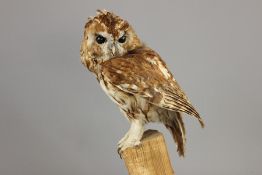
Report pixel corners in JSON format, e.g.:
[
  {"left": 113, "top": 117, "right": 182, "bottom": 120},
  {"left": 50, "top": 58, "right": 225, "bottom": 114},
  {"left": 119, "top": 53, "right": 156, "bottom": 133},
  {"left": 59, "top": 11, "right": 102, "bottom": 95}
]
[{"left": 80, "top": 10, "right": 204, "bottom": 157}]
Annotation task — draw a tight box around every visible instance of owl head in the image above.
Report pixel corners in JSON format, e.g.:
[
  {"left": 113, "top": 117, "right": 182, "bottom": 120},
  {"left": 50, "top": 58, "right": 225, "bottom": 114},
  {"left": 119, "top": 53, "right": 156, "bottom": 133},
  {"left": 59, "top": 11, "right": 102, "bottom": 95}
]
[{"left": 80, "top": 10, "right": 143, "bottom": 73}]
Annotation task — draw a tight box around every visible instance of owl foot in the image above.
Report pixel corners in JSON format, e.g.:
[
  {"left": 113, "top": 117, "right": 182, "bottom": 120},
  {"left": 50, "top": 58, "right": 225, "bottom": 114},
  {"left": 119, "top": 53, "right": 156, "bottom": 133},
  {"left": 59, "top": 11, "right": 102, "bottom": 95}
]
[
  {"left": 117, "top": 119, "right": 144, "bottom": 158},
  {"left": 117, "top": 138, "right": 141, "bottom": 157}
]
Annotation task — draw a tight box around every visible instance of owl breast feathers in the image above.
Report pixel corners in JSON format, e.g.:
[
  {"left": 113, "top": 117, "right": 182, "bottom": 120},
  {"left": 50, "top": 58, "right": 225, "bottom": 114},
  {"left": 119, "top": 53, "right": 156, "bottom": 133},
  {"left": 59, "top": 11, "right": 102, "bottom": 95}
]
[{"left": 80, "top": 10, "right": 204, "bottom": 156}]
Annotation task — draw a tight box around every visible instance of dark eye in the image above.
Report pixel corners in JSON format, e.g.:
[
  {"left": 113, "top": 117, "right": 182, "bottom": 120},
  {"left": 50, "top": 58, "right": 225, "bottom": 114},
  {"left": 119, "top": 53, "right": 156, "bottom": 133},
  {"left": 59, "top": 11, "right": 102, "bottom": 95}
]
[
  {"left": 96, "top": 35, "right": 106, "bottom": 44},
  {"left": 118, "top": 35, "right": 126, "bottom": 43}
]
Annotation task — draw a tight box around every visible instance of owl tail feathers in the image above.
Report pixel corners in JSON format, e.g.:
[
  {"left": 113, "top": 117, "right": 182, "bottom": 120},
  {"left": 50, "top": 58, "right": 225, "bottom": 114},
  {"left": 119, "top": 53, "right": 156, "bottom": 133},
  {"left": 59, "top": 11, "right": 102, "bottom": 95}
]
[
  {"left": 165, "top": 112, "right": 186, "bottom": 157},
  {"left": 195, "top": 113, "right": 205, "bottom": 128}
]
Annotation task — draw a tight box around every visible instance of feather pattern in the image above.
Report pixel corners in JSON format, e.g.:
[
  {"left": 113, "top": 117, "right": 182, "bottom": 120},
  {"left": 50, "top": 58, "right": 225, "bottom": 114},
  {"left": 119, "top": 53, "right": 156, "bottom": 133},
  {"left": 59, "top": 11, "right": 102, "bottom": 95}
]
[
  {"left": 101, "top": 47, "right": 204, "bottom": 127},
  {"left": 165, "top": 112, "right": 186, "bottom": 156}
]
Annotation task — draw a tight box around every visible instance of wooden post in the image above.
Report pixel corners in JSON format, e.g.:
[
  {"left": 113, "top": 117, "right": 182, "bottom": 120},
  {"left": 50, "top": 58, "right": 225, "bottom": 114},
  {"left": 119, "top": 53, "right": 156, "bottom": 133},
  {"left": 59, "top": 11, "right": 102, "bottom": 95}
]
[{"left": 121, "top": 130, "right": 175, "bottom": 175}]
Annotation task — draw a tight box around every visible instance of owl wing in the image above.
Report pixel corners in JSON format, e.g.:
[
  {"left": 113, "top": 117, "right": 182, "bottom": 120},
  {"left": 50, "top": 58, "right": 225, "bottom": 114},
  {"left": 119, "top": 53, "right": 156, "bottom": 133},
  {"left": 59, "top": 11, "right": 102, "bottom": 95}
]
[{"left": 101, "top": 48, "right": 204, "bottom": 127}]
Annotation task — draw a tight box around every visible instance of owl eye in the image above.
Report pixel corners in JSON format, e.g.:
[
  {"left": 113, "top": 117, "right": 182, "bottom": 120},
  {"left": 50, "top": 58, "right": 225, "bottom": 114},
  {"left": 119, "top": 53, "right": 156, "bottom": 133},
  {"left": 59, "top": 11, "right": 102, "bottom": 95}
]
[
  {"left": 118, "top": 35, "right": 126, "bottom": 43},
  {"left": 96, "top": 35, "right": 107, "bottom": 44}
]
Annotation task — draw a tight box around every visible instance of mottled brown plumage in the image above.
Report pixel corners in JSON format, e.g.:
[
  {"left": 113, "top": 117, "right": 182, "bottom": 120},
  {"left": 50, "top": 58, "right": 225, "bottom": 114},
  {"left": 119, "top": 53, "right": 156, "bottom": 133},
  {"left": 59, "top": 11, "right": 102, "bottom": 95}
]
[{"left": 80, "top": 10, "right": 204, "bottom": 156}]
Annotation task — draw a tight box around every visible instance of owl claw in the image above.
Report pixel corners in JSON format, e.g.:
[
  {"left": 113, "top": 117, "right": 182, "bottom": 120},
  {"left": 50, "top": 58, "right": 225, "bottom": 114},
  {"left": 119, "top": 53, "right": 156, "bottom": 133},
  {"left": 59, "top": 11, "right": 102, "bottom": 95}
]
[{"left": 117, "top": 147, "right": 123, "bottom": 158}]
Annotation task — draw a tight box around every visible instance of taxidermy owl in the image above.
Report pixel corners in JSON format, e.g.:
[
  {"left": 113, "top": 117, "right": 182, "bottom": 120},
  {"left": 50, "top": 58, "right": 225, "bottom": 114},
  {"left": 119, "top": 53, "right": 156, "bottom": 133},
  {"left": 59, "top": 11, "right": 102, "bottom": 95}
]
[{"left": 80, "top": 10, "right": 204, "bottom": 157}]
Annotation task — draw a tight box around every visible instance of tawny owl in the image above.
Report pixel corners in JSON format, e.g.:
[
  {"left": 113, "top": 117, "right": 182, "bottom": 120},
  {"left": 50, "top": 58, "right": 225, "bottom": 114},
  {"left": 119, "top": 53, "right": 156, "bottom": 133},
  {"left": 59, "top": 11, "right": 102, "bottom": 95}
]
[{"left": 80, "top": 10, "right": 204, "bottom": 156}]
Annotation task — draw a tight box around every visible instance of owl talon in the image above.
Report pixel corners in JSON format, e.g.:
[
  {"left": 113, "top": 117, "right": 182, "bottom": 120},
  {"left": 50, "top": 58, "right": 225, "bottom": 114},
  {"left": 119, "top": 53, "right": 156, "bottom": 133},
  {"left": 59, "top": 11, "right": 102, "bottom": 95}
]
[{"left": 117, "top": 147, "right": 123, "bottom": 159}]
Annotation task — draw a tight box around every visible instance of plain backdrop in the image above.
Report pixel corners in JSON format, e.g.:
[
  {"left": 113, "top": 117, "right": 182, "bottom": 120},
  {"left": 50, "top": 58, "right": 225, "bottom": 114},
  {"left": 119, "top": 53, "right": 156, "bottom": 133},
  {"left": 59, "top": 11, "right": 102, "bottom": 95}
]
[{"left": 0, "top": 0, "right": 262, "bottom": 174}]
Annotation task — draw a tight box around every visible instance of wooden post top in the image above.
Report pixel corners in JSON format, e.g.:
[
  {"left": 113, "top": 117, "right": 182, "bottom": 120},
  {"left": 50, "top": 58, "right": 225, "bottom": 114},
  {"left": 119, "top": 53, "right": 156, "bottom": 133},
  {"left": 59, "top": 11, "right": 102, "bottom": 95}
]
[{"left": 121, "top": 130, "right": 175, "bottom": 175}]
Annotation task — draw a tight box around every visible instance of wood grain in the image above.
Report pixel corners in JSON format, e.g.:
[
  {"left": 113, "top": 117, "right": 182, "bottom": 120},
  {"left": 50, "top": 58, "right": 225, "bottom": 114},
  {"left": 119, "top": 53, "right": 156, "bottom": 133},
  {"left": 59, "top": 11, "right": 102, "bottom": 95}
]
[{"left": 121, "top": 130, "right": 175, "bottom": 175}]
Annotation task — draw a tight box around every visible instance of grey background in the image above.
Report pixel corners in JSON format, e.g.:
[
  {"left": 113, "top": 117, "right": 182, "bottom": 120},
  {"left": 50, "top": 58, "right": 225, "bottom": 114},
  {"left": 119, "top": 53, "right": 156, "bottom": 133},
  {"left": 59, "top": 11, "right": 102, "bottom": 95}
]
[{"left": 0, "top": 0, "right": 261, "bottom": 174}]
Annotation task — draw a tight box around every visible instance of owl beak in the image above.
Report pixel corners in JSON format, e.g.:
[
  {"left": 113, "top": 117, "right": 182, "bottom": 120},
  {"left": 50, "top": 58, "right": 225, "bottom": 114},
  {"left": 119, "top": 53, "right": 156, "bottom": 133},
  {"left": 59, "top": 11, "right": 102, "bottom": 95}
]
[{"left": 112, "top": 46, "right": 116, "bottom": 56}]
